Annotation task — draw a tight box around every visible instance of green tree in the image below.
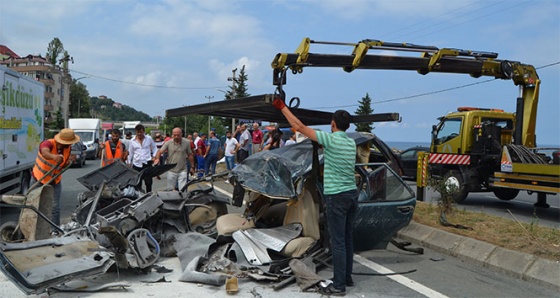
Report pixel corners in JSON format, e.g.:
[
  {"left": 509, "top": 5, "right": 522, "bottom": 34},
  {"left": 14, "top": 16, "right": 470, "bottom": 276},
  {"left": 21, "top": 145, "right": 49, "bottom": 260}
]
[
  {"left": 163, "top": 115, "right": 207, "bottom": 136},
  {"left": 220, "top": 65, "right": 251, "bottom": 129},
  {"left": 355, "top": 93, "right": 374, "bottom": 133},
  {"left": 70, "top": 80, "right": 90, "bottom": 118},
  {"left": 53, "top": 110, "right": 64, "bottom": 130},
  {"left": 46, "top": 38, "right": 64, "bottom": 65}
]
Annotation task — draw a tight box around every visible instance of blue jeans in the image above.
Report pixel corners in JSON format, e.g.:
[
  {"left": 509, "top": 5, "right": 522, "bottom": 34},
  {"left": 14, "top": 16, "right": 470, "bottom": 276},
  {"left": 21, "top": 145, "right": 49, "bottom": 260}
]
[
  {"left": 30, "top": 177, "right": 62, "bottom": 226},
  {"left": 204, "top": 154, "right": 218, "bottom": 176},
  {"left": 225, "top": 155, "right": 235, "bottom": 170},
  {"left": 324, "top": 189, "right": 358, "bottom": 291}
]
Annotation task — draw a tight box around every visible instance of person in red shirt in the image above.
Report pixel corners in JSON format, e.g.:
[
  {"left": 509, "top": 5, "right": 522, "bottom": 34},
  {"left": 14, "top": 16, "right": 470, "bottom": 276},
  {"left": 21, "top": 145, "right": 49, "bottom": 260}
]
[
  {"left": 251, "top": 122, "right": 263, "bottom": 154},
  {"left": 32, "top": 128, "right": 80, "bottom": 226},
  {"left": 195, "top": 133, "right": 207, "bottom": 177}
]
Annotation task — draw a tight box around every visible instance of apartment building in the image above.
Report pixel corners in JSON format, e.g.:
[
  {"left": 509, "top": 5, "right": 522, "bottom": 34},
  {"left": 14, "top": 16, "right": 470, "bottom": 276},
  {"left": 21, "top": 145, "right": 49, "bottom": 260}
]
[{"left": 0, "top": 45, "right": 71, "bottom": 127}]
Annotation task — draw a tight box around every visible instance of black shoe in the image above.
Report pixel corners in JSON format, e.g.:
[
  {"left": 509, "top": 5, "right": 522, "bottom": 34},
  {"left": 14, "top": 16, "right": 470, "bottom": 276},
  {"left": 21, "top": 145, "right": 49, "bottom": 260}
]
[
  {"left": 330, "top": 277, "right": 354, "bottom": 287},
  {"left": 318, "top": 284, "right": 346, "bottom": 296}
]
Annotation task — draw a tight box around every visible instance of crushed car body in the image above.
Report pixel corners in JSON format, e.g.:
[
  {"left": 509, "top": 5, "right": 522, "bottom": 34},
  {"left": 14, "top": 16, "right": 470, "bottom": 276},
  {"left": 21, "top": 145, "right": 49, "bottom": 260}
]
[{"left": 0, "top": 161, "right": 230, "bottom": 295}]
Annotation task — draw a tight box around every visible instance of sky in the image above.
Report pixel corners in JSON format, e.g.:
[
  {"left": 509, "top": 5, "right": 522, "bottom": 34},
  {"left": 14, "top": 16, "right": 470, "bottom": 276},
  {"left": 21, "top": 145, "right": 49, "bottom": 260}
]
[{"left": 1, "top": 0, "right": 559, "bottom": 145}]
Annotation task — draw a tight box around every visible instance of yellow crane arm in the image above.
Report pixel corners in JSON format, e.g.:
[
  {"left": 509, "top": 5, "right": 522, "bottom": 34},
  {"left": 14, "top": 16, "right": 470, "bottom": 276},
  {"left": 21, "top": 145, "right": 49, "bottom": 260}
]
[{"left": 272, "top": 38, "right": 540, "bottom": 147}]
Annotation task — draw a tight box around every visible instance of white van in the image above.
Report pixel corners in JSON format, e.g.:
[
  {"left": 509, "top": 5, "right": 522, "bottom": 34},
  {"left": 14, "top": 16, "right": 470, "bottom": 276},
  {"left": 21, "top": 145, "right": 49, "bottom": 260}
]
[{"left": 68, "top": 118, "right": 101, "bottom": 159}]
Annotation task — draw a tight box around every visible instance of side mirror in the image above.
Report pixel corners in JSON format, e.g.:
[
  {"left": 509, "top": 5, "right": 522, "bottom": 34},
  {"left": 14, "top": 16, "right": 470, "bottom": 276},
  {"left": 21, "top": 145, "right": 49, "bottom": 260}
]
[
  {"left": 431, "top": 125, "right": 438, "bottom": 144},
  {"left": 82, "top": 145, "right": 87, "bottom": 150}
]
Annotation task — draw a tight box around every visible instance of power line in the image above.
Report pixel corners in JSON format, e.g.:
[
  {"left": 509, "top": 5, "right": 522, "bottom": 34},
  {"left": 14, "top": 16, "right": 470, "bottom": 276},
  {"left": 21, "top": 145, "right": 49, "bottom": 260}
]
[
  {"left": 385, "top": 0, "right": 503, "bottom": 41},
  {"left": 315, "top": 62, "right": 560, "bottom": 110},
  {"left": 70, "top": 69, "right": 226, "bottom": 90}
]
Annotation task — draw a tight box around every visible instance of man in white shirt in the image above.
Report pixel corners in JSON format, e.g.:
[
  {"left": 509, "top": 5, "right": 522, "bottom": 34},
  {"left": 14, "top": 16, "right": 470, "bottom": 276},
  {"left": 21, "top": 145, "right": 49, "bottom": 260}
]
[
  {"left": 224, "top": 130, "right": 239, "bottom": 171},
  {"left": 238, "top": 124, "right": 251, "bottom": 163},
  {"left": 127, "top": 124, "right": 158, "bottom": 192}
]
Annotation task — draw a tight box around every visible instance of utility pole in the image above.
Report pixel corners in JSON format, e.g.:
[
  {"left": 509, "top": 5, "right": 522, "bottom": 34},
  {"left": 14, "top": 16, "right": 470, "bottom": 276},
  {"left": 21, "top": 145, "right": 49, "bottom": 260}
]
[
  {"left": 73, "top": 76, "right": 89, "bottom": 117},
  {"left": 205, "top": 95, "right": 214, "bottom": 134},
  {"left": 227, "top": 68, "right": 237, "bottom": 132}
]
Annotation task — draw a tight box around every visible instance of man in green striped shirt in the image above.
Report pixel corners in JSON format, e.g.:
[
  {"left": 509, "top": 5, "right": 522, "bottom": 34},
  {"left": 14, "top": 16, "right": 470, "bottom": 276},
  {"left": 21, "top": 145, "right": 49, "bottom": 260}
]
[{"left": 273, "top": 98, "right": 357, "bottom": 296}]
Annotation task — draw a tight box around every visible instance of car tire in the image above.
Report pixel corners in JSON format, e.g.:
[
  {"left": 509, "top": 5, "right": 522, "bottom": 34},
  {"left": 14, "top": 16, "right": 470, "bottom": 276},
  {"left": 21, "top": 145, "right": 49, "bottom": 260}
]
[
  {"left": 443, "top": 171, "right": 468, "bottom": 203},
  {"left": 493, "top": 188, "right": 519, "bottom": 201}
]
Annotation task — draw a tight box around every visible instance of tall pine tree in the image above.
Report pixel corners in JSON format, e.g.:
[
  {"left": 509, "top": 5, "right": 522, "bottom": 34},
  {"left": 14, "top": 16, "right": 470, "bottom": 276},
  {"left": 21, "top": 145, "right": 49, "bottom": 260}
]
[
  {"left": 221, "top": 65, "right": 251, "bottom": 129},
  {"left": 355, "top": 93, "right": 374, "bottom": 133}
]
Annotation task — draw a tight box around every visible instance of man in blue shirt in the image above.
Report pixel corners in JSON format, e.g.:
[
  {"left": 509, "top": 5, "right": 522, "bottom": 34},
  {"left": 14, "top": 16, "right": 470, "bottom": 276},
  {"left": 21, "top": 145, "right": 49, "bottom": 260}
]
[
  {"left": 273, "top": 98, "right": 357, "bottom": 296},
  {"left": 204, "top": 131, "right": 222, "bottom": 176}
]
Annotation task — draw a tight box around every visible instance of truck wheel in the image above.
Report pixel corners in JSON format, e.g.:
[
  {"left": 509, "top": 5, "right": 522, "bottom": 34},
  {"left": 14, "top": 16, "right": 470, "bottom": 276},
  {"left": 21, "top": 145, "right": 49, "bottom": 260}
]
[
  {"left": 0, "top": 221, "right": 23, "bottom": 242},
  {"left": 493, "top": 188, "right": 519, "bottom": 201},
  {"left": 19, "top": 171, "right": 31, "bottom": 195},
  {"left": 444, "top": 171, "right": 468, "bottom": 203}
]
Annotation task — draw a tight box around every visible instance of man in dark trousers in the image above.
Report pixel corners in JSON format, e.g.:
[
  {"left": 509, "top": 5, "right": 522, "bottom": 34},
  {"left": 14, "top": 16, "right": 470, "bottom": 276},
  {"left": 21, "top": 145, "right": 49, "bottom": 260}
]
[
  {"left": 127, "top": 124, "right": 157, "bottom": 192},
  {"left": 273, "top": 98, "right": 357, "bottom": 296},
  {"left": 32, "top": 128, "right": 80, "bottom": 226}
]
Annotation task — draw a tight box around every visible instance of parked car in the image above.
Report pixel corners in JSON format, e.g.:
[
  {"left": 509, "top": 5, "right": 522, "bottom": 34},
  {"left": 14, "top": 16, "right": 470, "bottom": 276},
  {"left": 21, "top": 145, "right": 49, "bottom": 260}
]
[
  {"left": 70, "top": 140, "right": 87, "bottom": 168},
  {"left": 399, "top": 146, "right": 430, "bottom": 180}
]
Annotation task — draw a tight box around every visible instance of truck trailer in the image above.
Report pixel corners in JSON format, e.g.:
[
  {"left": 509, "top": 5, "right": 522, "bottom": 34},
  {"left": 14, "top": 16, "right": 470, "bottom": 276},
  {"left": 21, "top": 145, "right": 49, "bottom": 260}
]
[{"left": 0, "top": 65, "right": 44, "bottom": 195}]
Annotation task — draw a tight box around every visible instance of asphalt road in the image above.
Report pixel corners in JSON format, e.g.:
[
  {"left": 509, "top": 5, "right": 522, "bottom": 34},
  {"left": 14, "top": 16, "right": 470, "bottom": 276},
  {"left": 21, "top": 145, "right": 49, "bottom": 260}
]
[{"left": 0, "top": 161, "right": 558, "bottom": 297}]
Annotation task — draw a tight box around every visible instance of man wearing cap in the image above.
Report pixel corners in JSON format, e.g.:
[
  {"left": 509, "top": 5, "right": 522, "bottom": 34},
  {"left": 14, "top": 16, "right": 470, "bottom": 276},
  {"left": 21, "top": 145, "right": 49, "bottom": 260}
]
[{"left": 31, "top": 128, "right": 80, "bottom": 226}]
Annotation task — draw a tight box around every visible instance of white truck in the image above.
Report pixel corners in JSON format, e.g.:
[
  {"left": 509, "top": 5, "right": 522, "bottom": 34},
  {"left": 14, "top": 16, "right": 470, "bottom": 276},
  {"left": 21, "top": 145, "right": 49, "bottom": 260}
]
[
  {"left": 0, "top": 65, "right": 44, "bottom": 195},
  {"left": 121, "top": 121, "right": 141, "bottom": 138},
  {"left": 68, "top": 118, "right": 101, "bottom": 159}
]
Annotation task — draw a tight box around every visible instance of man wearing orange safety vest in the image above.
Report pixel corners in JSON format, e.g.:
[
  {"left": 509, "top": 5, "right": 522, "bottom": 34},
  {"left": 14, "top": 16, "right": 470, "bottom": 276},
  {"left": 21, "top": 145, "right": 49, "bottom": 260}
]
[
  {"left": 31, "top": 128, "right": 80, "bottom": 226},
  {"left": 100, "top": 129, "right": 128, "bottom": 167}
]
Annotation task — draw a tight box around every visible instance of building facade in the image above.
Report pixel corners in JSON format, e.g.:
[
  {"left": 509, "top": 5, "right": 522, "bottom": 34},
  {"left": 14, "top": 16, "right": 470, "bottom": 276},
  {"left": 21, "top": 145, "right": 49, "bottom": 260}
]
[{"left": 0, "top": 46, "right": 71, "bottom": 127}]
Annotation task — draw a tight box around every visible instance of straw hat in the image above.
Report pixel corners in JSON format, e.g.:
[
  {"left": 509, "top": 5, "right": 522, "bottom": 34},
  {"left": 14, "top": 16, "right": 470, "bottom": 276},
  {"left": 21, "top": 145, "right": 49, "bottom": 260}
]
[{"left": 54, "top": 128, "right": 80, "bottom": 145}]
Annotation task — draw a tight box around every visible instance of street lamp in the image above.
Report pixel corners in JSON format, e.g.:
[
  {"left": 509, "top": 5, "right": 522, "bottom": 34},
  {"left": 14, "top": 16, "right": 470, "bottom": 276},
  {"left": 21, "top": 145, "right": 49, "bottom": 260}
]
[
  {"left": 227, "top": 68, "right": 237, "bottom": 132},
  {"left": 205, "top": 95, "right": 214, "bottom": 134}
]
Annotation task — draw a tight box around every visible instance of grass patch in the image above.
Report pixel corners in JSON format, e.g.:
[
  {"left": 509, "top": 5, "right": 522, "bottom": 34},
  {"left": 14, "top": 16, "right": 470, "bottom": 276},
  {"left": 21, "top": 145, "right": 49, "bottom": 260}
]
[{"left": 413, "top": 201, "right": 560, "bottom": 261}]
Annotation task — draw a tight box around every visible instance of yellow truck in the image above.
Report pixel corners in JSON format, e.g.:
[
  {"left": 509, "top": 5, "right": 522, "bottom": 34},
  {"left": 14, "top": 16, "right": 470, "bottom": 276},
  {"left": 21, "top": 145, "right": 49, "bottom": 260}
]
[{"left": 271, "top": 38, "right": 560, "bottom": 208}]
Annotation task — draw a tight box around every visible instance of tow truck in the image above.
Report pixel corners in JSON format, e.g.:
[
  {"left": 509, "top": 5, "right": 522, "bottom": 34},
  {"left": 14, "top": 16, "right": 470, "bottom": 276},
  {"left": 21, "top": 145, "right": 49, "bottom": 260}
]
[{"left": 269, "top": 38, "right": 559, "bottom": 207}]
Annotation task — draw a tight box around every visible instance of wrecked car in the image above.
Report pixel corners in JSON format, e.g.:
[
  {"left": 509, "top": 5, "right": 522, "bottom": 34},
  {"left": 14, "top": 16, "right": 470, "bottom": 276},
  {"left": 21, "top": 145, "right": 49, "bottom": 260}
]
[
  {"left": 0, "top": 161, "right": 230, "bottom": 295},
  {"left": 185, "top": 132, "right": 416, "bottom": 287}
]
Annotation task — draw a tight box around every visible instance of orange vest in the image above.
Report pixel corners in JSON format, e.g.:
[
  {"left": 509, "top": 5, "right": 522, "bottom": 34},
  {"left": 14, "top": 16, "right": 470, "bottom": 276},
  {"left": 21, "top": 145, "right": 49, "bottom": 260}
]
[
  {"left": 32, "top": 139, "right": 70, "bottom": 185},
  {"left": 102, "top": 139, "right": 124, "bottom": 167}
]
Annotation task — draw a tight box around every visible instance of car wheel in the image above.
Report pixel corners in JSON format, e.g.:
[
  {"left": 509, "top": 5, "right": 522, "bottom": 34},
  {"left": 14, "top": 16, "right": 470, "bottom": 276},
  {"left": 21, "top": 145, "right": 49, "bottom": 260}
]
[
  {"left": 493, "top": 188, "right": 519, "bottom": 201},
  {"left": 443, "top": 171, "right": 468, "bottom": 203}
]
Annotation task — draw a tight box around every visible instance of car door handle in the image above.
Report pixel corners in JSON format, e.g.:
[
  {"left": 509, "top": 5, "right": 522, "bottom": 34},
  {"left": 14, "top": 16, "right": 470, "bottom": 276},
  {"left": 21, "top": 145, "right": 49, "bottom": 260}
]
[{"left": 397, "top": 206, "right": 414, "bottom": 214}]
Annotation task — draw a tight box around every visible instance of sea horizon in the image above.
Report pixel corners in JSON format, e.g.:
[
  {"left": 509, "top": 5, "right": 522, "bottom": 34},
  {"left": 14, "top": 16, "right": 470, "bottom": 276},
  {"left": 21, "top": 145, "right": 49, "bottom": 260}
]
[{"left": 385, "top": 140, "right": 560, "bottom": 151}]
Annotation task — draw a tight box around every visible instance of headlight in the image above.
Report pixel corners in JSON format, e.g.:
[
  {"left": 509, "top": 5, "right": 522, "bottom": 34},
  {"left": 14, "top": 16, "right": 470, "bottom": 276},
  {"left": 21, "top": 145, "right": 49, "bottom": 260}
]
[{"left": 88, "top": 144, "right": 94, "bottom": 149}]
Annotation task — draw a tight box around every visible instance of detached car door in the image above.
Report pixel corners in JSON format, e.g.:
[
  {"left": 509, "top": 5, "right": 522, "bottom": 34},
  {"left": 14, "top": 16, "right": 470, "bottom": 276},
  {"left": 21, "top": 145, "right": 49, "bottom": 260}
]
[{"left": 352, "top": 163, "right": 416, "bottom": 251}]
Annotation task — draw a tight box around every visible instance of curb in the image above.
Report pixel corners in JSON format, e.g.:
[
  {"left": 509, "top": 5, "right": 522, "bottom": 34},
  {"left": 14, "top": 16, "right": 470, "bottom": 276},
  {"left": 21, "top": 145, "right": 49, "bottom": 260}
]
[{"left": 396, "top": 221, "right": 560, "bottom": 291}]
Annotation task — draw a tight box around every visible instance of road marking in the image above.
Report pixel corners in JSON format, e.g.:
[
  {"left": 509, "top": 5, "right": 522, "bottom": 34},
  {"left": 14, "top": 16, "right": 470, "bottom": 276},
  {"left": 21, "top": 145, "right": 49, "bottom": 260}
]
[
  {"left": 215, "top": 182, "right": 446, "bottom": 297},
  {"left": 354, "top": 254, "right": 449, "bottom": 298},
  {"left": 212, "top": 185, "right": 230, "bottom": 197}
]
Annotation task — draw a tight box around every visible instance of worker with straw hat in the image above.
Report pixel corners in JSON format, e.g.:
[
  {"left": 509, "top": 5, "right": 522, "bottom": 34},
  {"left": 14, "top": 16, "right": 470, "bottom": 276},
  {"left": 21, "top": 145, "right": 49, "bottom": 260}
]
[{"left": 31, "top": 128, "right": 80, "bottom": 227}]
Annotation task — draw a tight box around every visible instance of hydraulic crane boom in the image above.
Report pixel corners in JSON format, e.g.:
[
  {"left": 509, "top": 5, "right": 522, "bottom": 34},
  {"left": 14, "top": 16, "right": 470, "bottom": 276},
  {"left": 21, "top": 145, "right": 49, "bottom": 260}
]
[{"left": 271, "top": 38, "right": 540, "bottom": 147}]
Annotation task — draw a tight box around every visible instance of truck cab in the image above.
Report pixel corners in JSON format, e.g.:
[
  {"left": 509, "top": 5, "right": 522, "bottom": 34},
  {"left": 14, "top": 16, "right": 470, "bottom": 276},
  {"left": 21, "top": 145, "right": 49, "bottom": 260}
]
[
  {"left": 68, "top": 118, "right": 101, "bottom": 159},
  {"left": 432, "top": 108, "right": 515, "bottom": 156}
]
